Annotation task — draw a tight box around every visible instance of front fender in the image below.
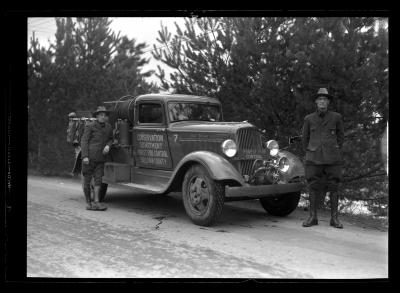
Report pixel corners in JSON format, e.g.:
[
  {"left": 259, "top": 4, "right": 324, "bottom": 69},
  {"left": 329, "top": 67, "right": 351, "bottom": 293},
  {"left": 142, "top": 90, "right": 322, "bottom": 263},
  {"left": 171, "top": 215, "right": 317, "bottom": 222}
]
[
  {"left": 277, "top": 150, "right": 305, "bottom": 182},
  {"left": 171, "top": 151, "right": 246, "bottom": 187}
]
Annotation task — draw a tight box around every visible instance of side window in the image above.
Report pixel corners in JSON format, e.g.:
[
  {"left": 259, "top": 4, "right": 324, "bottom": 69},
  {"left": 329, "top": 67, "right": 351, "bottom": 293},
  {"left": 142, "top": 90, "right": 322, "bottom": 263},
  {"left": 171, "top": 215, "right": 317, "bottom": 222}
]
[{"left": 138, "top": 103, "right": 164, "bottom": 124}]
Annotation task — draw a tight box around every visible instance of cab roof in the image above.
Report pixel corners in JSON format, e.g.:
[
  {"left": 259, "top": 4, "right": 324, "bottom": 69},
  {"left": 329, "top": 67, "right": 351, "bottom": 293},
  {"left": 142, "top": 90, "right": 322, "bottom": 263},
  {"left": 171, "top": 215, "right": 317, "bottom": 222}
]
[{"left": 135, "top": 94, "right": 221, "bottom": 104}]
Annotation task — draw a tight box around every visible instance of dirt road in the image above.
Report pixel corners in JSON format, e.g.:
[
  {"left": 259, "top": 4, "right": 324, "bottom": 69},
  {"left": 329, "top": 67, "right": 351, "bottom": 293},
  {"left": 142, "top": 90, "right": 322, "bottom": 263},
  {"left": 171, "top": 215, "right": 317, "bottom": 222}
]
[{"left": 27, "top": 175, "right": 388, "bottom": 279}]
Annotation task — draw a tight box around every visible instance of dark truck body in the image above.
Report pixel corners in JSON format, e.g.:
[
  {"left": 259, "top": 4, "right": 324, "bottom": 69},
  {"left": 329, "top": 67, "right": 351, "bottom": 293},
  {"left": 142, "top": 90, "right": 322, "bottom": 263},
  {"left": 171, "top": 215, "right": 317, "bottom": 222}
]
[{"left": 68, "top": 94, "right": 305, "bottom": 226}]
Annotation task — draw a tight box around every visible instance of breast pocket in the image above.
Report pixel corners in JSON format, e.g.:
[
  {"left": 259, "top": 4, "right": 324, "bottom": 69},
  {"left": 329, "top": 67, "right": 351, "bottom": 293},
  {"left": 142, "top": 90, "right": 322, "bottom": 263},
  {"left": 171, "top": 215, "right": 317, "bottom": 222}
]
[{"left": 327, "top": 127, "right": 338, "bottom": 145}]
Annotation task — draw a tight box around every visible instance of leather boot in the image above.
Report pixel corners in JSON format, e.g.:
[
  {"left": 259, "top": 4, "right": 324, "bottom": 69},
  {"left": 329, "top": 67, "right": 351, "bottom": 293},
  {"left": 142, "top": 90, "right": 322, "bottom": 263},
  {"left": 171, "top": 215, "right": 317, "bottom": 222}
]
[
  {"left": 92, "top": 186, "right": 107, "bottom": 211},
  {"left": 83, "top": 184, "right": 93, "bottom": 210},
  {"left": 329, "top": 191, "right": 343, "bottom": 229},
  {"left": 302, "top": 190, "right": 318, "bottom": 227}
]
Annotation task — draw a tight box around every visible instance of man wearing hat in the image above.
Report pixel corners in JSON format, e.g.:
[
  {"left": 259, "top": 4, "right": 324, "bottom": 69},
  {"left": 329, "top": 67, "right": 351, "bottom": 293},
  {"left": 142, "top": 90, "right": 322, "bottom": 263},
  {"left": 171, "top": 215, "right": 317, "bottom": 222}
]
[
  {"left": 301, "top": 88, "right": 345, "bottom": 228},
  {"left": 81, "top": 105, "right": 113, "bottom": 211}
]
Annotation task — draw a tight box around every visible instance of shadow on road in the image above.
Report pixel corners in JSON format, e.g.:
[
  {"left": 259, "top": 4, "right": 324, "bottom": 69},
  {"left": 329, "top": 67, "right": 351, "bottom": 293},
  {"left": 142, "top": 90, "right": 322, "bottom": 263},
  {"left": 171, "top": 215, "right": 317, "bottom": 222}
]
[{"left": 97, "top": 187, "right": 288, "bottom": 228}]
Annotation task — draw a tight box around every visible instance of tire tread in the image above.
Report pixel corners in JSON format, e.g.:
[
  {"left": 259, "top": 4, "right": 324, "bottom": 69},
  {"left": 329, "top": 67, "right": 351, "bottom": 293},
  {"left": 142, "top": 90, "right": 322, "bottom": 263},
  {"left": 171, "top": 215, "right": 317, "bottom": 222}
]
[
  {"left": 259, "top": 192, "right": 300, "bottom": 217},
  {"left": 182, "top": 165, "right": 225, "bottom": 226}
]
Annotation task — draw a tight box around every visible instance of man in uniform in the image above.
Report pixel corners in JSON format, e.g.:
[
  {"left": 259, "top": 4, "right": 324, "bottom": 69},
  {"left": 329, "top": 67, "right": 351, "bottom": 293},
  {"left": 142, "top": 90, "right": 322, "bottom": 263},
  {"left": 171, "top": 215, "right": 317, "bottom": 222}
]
[
  {"left": 81, "top": 105, "right": 113, "bottom": 211},
  {"left": 302, "top": 88, "right": 345, "bottom": 228}
]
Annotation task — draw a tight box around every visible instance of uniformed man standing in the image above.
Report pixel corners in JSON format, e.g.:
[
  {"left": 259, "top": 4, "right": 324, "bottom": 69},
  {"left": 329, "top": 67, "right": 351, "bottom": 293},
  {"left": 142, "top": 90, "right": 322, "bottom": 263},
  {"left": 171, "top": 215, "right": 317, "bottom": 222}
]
[
  {"left": 81, "top": 106, "right": 113, "bottom": 211},
  {"left": 302, "top": 88, "right": 345, "bottom": 228}
]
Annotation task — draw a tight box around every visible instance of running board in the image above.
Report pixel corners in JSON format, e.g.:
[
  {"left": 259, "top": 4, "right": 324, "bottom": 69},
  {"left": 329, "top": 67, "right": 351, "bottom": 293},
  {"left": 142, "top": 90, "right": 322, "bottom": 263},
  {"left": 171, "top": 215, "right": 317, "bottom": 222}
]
[{"left": 118, "top": 182, "right": 165, "bottom": 194}]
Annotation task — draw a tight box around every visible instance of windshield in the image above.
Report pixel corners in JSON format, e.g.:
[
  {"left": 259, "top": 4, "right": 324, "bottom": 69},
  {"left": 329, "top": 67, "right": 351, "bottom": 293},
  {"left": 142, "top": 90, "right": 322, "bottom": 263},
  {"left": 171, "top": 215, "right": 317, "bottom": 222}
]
[{"left": 168, "top": 102, "right": 222, "bottom": 122}]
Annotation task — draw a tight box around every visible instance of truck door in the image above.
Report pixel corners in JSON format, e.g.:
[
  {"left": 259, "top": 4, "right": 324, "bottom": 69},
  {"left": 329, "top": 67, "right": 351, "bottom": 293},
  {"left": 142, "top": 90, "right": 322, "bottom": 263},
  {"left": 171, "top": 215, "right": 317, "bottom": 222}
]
[{"left": 132, "top": 101, "right": 173, "bottom": 170}]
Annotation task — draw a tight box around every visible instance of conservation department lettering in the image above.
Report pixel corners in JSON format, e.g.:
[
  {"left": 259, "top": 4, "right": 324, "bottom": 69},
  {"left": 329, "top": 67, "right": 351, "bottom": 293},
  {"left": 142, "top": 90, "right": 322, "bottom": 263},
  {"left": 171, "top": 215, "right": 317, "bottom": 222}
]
[
  {"left": 138, "top": 142, "right": 163, "bottom": 149},
  {"left": 136, "top": 133, "right": 169, "bottom": 166},
  {"left": 137, "top": 133, "right": 164, "bottom": 142},
  {"left": 139, "top": 157, "right": 167, "bottom": 165},
  {"left": 137, "top": 149, "right": 168, "bottom": 158}
]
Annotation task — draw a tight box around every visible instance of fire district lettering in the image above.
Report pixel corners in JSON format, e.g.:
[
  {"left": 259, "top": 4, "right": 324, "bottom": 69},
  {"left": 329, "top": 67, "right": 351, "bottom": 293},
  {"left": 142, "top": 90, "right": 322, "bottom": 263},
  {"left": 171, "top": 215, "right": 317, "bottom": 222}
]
[{"left": 136, "top": 133, "right": 169, "bottom": 166}]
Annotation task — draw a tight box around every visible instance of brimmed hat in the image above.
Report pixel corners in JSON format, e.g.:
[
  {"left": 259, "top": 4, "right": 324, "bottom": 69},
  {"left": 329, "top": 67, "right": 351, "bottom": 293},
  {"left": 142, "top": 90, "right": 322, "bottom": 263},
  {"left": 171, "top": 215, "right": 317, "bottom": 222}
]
[
  {"left": 313, "top": 88, "right": 333, "bottom": 101},
  {"left": 92, "top": 105, "right": 110, "bottom": 116}
]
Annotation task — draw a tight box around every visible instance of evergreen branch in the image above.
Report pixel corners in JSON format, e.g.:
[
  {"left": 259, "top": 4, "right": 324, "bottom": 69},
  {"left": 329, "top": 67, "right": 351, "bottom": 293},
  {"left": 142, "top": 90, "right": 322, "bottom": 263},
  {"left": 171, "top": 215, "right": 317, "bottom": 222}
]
[
  {"left": 161, "top": 38, "right": 195, "bottom": 93},
  {"left": 343, "top": 196, "right": 388, "bottom": 201}
]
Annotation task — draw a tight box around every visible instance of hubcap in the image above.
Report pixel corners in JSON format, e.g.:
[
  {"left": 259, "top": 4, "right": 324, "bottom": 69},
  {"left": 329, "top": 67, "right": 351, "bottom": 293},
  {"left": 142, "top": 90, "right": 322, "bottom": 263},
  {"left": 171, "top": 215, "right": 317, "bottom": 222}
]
[{"left": 188, "top": 176, "right": 210, "bottom": 214}]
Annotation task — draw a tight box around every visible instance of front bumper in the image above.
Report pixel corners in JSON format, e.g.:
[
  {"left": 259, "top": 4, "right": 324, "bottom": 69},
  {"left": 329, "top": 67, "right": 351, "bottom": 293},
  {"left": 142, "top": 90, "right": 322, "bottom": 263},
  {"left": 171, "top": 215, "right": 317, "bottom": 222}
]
[{"left": 225, "top": 182, "right": 305, "bottom": 199}]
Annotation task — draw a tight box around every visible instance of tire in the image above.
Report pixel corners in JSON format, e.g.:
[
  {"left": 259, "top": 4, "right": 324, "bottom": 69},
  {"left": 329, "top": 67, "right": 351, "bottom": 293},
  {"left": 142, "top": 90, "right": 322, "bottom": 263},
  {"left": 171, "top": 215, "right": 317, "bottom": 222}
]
[
  {"left": 259, "top": 191, "right": 300, "bottom": 217},
  {"left": 182, "top": 164, "right": 225, "bottom": 226}
]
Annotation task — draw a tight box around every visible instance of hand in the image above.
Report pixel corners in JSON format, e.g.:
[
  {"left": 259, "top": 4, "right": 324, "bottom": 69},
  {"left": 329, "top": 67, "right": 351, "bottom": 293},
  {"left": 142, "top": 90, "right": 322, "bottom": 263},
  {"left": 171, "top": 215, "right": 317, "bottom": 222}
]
[
  {"left": 82, "top": 157, "right": 89, "bottom": 164},
  {"left": 103, "top": 145, "right": 110, "bottom": 155}
]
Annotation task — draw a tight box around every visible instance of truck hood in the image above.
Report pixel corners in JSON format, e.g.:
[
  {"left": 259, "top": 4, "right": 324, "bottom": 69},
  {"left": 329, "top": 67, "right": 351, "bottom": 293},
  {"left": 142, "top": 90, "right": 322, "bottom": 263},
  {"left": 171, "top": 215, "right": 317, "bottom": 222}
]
[{"left": 169, "top": 121, "right": 256, "bottom": 134}]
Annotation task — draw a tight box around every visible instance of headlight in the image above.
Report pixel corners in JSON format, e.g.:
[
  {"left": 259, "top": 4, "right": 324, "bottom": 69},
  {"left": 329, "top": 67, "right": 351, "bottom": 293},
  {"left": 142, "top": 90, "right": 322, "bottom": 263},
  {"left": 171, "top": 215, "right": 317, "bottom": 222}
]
[
  {"left": 278, "top": 157, "right": 290, "bottom": 173},
  {"left": 221, "top": 139, "right": 237, "bottom": 157},
  {"left": 266, "top": 140, "right": 279, "bottom": 157},
  {"left": 270, "top": 148, "right": 279, "bottom": 156}
]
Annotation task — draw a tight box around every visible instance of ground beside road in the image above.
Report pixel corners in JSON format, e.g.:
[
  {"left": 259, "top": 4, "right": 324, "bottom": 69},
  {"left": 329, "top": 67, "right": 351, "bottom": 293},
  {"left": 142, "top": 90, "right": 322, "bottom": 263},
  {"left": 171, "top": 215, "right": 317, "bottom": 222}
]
[{"left": 27, "top": 175, "right": 388, "bottom": 279}]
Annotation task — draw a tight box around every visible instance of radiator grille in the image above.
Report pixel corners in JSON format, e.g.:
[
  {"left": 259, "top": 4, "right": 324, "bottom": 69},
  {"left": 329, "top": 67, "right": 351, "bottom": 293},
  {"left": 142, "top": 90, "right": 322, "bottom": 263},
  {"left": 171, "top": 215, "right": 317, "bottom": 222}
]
[
  {"left": 239, "top": 160, "right": 254, "bottom": 176},
  {"left": 236, "top": 127, "right": 264, "bottom": 176},
  {"left": 236, "top": 127, "right": 263, "bottom": 152}
]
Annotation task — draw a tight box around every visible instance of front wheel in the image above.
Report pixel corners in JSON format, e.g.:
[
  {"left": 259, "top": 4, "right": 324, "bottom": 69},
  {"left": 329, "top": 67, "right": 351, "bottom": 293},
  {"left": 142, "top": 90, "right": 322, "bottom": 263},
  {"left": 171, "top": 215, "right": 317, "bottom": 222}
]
[
  {"left": 182, "top": 165, "right": 225, "bottom": 226},
  {"left": 259, "top": 191, "right": 300, "bottom": 217}
]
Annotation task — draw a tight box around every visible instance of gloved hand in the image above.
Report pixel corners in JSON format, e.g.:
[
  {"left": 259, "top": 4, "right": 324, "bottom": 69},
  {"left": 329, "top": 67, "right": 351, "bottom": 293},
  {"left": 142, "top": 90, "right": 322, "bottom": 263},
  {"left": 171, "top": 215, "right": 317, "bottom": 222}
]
[
  {"left": 82, "top": 157, "right": 89, "bottom": 164},
  {"left": 103, "top": 145, "right": 110, "bottom": 155}
]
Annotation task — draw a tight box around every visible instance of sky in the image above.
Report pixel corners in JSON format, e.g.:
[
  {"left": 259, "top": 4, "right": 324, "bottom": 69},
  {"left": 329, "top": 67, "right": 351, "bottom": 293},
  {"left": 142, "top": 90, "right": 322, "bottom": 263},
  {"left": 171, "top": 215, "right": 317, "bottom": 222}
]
[{"left": 27, "top": 17, "right": 188, "bottom": 85}]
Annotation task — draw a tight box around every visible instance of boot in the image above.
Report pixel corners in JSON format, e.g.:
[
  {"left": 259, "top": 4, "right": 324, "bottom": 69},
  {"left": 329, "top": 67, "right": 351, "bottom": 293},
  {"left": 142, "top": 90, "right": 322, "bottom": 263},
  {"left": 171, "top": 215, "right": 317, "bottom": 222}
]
[
  {"left": 83, "top": 184, "right": 93, "bottom": 210},
  {"left": 302, "top": 190, "right": 318, "bottom": 227},
  {"left": 92, "top": 186, "right": 107, "bottom": 211},
  {"left": 329, "top": 191, "right": 343, "bottom": 229}
]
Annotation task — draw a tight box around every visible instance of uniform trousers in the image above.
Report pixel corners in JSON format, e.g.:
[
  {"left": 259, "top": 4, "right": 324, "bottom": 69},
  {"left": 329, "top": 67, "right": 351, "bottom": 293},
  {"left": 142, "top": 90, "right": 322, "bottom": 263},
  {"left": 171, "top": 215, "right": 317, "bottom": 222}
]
[
  {"left": 305, "top": 163, "right": 343, "bottom": 193},
  {"left": 82, "top": 160, "right": 104, "bottom": 187}
]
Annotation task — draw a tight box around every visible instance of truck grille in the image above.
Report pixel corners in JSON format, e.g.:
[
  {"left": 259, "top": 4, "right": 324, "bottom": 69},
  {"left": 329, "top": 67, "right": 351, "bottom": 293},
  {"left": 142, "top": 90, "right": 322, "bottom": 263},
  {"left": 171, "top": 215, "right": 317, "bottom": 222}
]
[
  {"left": 239, "top": 160, "right": 254, "bottom": 176},
  {"left": 236, "top": 127, "right": 264, "bottom": 176},
  {"left": 236, "top": 127, "right": 263, "bottom": 152}
]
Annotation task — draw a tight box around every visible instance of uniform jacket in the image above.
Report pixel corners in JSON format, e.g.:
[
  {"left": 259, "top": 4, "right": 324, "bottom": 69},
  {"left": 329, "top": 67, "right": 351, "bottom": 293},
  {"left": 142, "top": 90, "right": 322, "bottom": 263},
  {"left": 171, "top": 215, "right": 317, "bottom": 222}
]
[
  {"left": 301, "top": 110, "right": 344, "bottom": 165},
  {"left": 81, "top": 120, "right": 113, "bottom": 162}
]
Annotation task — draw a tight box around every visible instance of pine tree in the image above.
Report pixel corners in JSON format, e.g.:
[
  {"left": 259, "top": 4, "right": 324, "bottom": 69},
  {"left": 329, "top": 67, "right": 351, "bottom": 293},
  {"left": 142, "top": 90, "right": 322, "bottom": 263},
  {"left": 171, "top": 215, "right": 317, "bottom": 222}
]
[
  {"left": 152, "top": 17, "right": 388, "bottom": 210},
  {"left": 28, "top": 17, "right": 157, "bottom": 174}
]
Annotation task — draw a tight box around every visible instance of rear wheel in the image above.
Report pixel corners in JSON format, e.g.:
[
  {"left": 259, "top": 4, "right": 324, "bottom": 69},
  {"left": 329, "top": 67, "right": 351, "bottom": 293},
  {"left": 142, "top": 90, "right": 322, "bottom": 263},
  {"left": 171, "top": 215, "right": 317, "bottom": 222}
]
[
  {"left": 259, "top": 192, "right": 300, "bottom": 216},
  {"left": 182, "top": 165, "right": 225, "bottom": 226}
]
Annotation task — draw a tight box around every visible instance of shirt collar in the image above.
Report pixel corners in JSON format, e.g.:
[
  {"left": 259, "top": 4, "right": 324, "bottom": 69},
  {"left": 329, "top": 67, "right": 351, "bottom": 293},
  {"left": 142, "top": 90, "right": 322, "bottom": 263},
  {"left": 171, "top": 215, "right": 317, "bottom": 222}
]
[
  {"left": 316, "top": 109, "right": 328, "bottom": 118},
  {"left": 95, "top": 120, "right": 106, "bottom": 127}
]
